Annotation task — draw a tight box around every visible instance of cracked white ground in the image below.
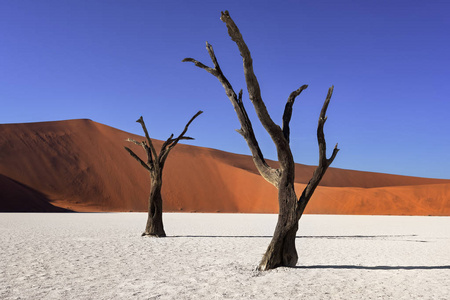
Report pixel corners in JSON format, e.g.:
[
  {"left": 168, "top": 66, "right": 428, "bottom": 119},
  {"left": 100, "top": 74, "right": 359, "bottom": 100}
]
[{"left": 1, "top": 213, "right": 449, "bottom": 299}]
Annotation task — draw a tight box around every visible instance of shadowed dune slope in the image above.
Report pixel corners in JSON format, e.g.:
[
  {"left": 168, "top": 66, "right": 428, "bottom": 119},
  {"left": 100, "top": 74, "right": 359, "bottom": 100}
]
[
  {"left": 1, "top": 119, "right": 449, "bottom": 214},
  {"left": 0, "top": 174, "right": 71, "bottom": 212}
]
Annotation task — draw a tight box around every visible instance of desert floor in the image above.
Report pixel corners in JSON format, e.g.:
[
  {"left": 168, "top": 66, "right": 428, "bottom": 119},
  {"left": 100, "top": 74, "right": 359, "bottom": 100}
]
[{"left": 1, "top": 213, "right": 449, "bottom": 299}]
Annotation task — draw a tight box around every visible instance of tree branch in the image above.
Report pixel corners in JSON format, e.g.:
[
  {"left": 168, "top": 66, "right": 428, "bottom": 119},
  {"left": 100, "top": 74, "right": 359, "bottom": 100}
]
[
  {"left": 181, "top": 57, "right": 217, "bottom": 77},
  {"left": 136, "top": 116, "right": 158, "bottom": 162},
  {"left": 317, "top": 86, "right": 336, "bottom": 167},
  {"left": 183, "top": 43, "right": 280, "bottom": 187},
  {"left": 205, "top": 42, "right": 222, "bottom": 73},
  {"left": 126, "top": 138, "right": 141, "bottom": 146},
  {"left": 160, "top": 134, "right": 175, "bottom": 155},
  {"left": 299, "top": 86, "right": 339, "bottom": 205},
  {"left": 180, "top": 136, "right": 194, "bottom": 140},
  {"left": 124, "top": 146, "right": 151, "bottom": 172},
  {"left": 219, "top": 10, "right": 285, "bottom": 149},
  {"left": 159, "top": 110, "right": 203, "bottom": 165},
  {"left": 181, "top": 111, "right": 203, "bottom": 134},
  {"left": 126, "top": 138, "right": 154, "bottom": 169},
  {"left": 282, "top": 85, "right": 308, "bottom": 142}
]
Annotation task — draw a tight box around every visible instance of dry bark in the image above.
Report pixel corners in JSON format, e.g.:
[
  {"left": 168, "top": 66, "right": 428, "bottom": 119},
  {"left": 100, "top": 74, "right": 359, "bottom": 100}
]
[
  {"left": 125, "top": 111, "right": 202, "bottom": 237},
  {"left": 183, "top": 11, "right": 339, "bottom": 270}
]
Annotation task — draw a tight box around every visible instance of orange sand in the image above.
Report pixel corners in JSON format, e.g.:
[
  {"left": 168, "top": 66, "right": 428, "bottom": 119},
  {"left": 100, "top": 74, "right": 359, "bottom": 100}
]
[{"left": 1, "top": 119, "right": 449, "bottom": 215}]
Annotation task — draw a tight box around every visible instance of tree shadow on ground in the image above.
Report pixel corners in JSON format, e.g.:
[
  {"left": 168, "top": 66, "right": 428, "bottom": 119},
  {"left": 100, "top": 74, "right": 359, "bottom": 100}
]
[
  {"left": 294, "top": 265, "right": 450, "bottom": 270},
  {"left": 170, "top": 234, "right": 428, "bottom": 242}
]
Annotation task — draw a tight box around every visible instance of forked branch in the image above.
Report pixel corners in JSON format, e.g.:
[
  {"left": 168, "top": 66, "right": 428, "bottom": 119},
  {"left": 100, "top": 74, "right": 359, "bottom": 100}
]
[
  {"left": 136, "top": 116, "right": 158, "bottom": 162},
  {"left": 126, "top": 112, "right": 202, "bottom": 172},
  {"left": 170, "top": 110, "right": 203, "bottom": 148},
  {"left": 158, "top": 110, "right": 203, "bottom": 165},
  {"left": 159, "top": 134, "right": 175, "bottom": 154},
  {"left": 125, "top": 136, "right": 154, "bottom": 169},
  {"left": 182, "top": 56, "right": 217, "bottom": 77},
  {"left": 300, "top": 86, "right": 339, "bottom": 205},
  {"left": 317, "top": 86, "right": 339, "bottom": 168}
]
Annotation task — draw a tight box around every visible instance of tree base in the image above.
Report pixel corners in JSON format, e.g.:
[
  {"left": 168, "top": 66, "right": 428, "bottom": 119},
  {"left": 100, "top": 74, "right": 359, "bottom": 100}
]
[
  {"left": 257, "top": 216, "right": 299, "bottom": 271},
  {"left": 257, "top": 251, "right": 297, "bottom": 271},
  {"left": 141, "top": 232, "right": 166, "bottom": 237}
]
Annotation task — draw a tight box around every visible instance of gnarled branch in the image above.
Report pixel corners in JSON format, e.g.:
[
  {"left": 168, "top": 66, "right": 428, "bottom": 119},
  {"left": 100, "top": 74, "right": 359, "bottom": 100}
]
[
  {"left": 183, "top": 42, "right": 280, "bottom": 186},
  {"left": 219, "top": 10, "right": 285, "bottom": 150}
]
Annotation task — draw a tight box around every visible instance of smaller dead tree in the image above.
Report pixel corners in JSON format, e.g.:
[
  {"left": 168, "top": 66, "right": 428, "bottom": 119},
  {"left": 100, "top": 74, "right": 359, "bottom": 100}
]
[{"left": 125, "top": 111, "right": 202, "bottom": 237}]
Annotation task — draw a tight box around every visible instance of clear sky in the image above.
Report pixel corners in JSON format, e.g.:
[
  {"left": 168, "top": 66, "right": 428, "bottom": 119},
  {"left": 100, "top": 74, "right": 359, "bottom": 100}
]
[{"left": 1, "top": 0, "right": 449, "bottom": 179}]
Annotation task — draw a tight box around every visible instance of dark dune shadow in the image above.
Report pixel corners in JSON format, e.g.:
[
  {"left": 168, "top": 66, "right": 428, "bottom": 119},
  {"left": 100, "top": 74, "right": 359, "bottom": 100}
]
[
  {"left": 295, "top": 265, "right": 450, "bottom": 270},
  {"left": 0, "top": 174, "right": 72, "bottom": 212}
]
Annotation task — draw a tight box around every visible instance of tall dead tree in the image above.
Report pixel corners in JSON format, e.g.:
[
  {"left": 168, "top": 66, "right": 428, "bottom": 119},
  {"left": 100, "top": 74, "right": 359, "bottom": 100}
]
[
  {"left": 125, "top": 111, "right": 203, "bottom": 237},
  {"left": 183, "top": 11, "right": 339, "bottom": 270}
]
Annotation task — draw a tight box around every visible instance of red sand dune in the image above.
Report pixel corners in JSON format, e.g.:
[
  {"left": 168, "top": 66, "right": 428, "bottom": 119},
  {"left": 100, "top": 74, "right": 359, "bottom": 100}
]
[{"left": 1, "top": 119, "right": 449, "bottom": 215}]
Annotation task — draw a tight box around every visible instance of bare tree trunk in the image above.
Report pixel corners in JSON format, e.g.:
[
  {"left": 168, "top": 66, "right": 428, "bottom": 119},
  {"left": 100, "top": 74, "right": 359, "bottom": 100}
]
[
  {"left": 143, "top": 174, "right": 166, "bottom": 237},
  {"left": 183, "top": 11, "right": 339, "bottom": 270},
  {"left": 258, "top": 180, "right": 299, "bottom": 270}
]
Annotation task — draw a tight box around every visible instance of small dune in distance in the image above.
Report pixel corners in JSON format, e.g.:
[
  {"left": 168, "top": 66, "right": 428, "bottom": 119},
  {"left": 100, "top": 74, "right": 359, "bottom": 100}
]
[{"left": 1, "top": 119, "right": 449, "bottom": 215}]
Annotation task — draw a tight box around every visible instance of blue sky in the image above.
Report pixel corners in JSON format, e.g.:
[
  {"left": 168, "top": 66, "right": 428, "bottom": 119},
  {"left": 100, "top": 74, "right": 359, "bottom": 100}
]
[{"left": 1, "top": 0, "right": 449, "bottom": 179}]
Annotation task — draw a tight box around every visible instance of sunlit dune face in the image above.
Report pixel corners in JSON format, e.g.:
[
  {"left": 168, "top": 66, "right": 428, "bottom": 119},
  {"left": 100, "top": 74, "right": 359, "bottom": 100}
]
[{"left": 1, "top": 119, "right": 449, "bottom": 215}]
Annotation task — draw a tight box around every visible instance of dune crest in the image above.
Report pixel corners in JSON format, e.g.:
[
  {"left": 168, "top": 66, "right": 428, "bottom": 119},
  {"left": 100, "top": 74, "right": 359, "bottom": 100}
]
[{"left": 1, "top": 119, "right": 449, "bottom": 214}]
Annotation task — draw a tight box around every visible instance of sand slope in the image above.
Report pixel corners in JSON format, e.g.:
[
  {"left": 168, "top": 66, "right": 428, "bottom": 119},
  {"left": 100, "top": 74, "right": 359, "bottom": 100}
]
[{"left": 0, "top": 119, "right": 449, "bottom": 214}]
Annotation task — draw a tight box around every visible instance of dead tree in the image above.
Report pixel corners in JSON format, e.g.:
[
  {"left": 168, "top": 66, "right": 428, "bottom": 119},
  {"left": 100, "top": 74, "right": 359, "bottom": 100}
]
[
  {"left": 125, "top": 111, "right": 203, "bottom": 237},
  {"left": 183, "top": 11, "right": 339, "bottom": 270}
]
